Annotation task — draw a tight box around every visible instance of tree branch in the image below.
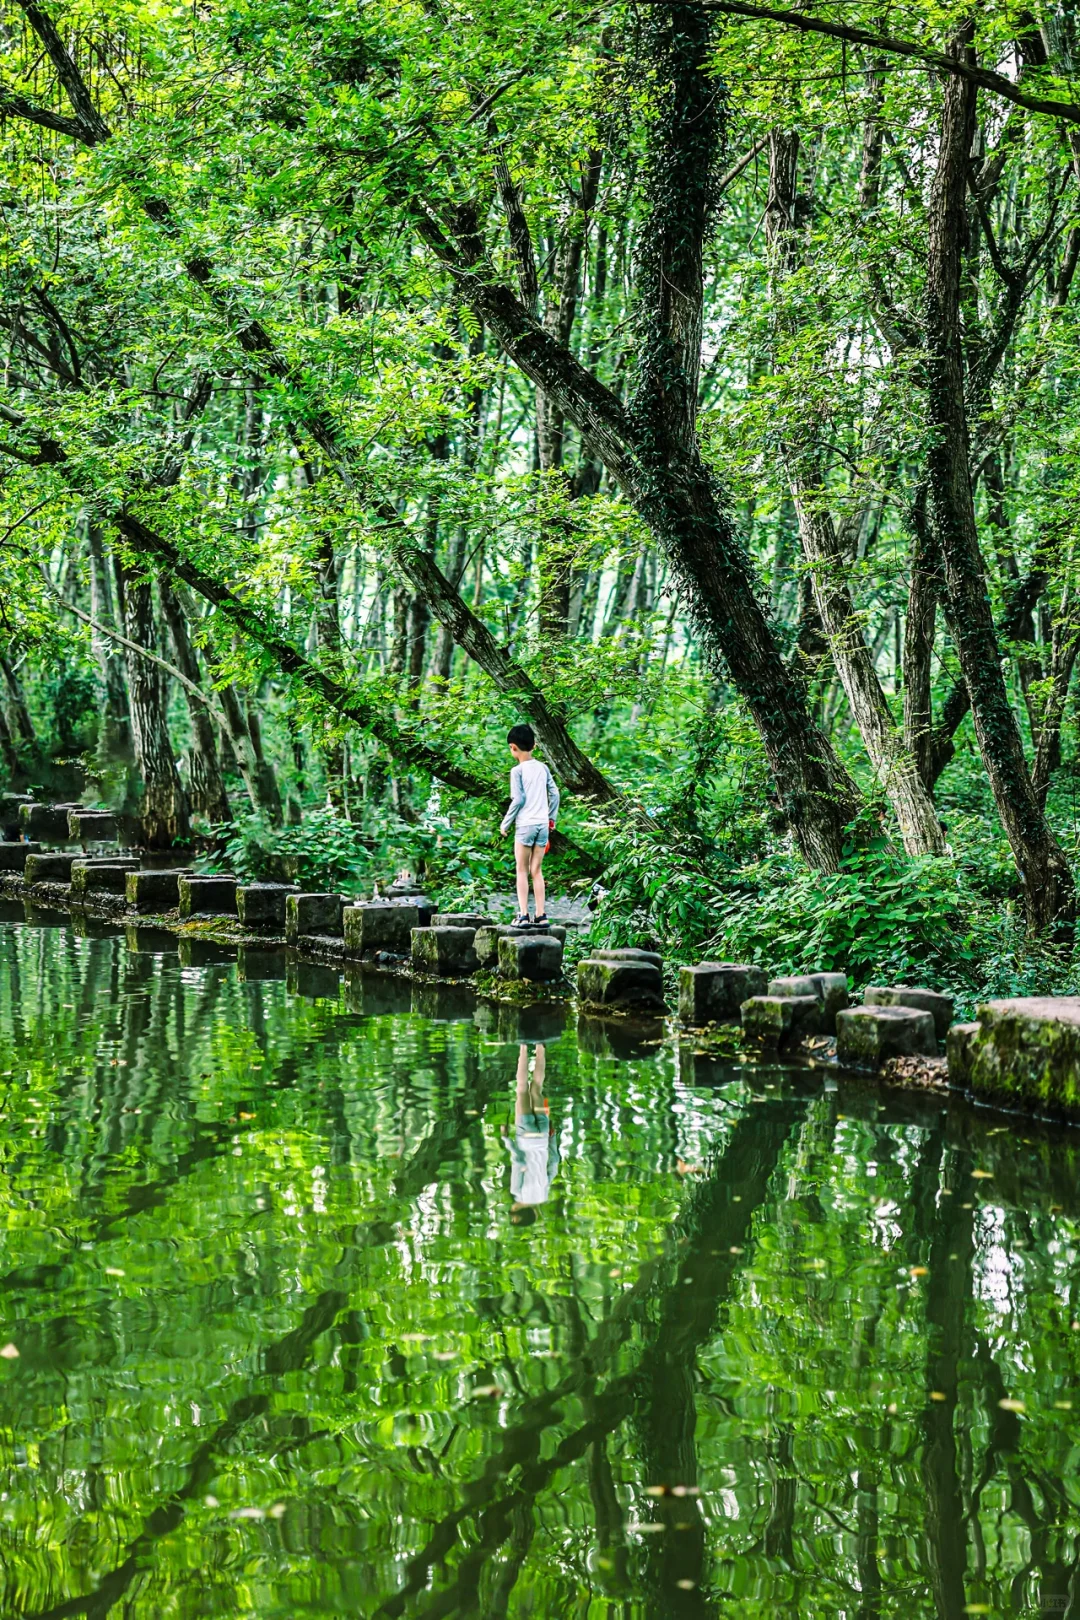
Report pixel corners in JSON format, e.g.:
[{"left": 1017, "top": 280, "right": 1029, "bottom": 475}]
[{"left": 701, "top": 1, "right": 1080, "bottom": 126}]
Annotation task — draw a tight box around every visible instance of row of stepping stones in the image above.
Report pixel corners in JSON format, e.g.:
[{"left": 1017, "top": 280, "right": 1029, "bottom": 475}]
[{"left": 0, "top": 828, "right": 568, "bottom": 985}]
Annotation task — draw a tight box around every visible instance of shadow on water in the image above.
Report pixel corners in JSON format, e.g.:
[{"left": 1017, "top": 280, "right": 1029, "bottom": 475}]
[{"left": 0, "top": 921, "right": 1078, "bottom": 1619}]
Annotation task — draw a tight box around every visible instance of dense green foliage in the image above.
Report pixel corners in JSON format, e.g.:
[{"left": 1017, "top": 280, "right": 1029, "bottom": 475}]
[{"left": 4, "top": 0, "right": 1080, "bottom": 975}]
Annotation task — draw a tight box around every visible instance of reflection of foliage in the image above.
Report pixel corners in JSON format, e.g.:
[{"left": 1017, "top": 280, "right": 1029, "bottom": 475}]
[{"left": 1, "top": 927, "right": 1080, "bottom": 1617}]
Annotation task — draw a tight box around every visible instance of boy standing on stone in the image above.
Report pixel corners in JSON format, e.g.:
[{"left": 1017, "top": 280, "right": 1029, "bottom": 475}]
[{"left": 500, "top": 724, "right": 560, "bottom": 926}]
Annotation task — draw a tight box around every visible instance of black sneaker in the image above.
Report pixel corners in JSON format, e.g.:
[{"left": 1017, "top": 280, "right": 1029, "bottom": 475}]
[{"left": 533, "top": 914, "right": 549, "bottom": 927}]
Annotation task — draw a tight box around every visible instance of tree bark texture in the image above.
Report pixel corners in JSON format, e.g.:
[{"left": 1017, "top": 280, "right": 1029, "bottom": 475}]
[
  {"left": 925, "top": 41, "right": 1074, "bottom": 930},
  {"left": 113, "top": 560, "right": 191, "bottom": 847},
  {"left": 157, "top": 577, "right": 230, "bottom": 824},
  {"left": 87, "top": 520, "right": 132, "bottom": 758},
  {"left": 767, "top": 129, "right": 946, "bottom": 855}
]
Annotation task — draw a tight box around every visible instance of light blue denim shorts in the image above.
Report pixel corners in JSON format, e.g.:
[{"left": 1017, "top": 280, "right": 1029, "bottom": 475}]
[{"left": 515, "top": 823, "right": 549, "bottom": 848}]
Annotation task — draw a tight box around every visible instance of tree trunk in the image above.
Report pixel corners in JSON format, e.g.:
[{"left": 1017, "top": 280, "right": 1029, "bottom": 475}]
[
  {"left": 903, "top": 490, "right": 939, "bottom": 791},
  {"left": 113, "top": 560, "right": 190, "bottom": 848},
  {"left": 767, "top": 128, "right": 946, "bottom": 855},
  {"left": 157, "top": 577, "right": 230, "bottom": 824},
  {"left": 925, "top": 37, "right": 1074, "bottom": 931},
  {"left": 86, "top": 520, "right": 132, "bottom": 758}
]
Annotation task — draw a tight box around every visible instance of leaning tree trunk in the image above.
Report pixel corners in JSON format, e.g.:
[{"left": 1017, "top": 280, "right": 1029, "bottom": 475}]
[
  {"left": 624, "top": 1, "right": 861, "bottom": 868},
  {"left": 766, "top": 128, "right": 946, "bottom": 856},
  {"left": 86, "top": 520, "right": 132, "bottom": 759},
  {"left": 113, "top": 560, "right": 190, "bottom": 848},
  {"left": 925, "top": 37, "right": 1074, "bottom": 932}
]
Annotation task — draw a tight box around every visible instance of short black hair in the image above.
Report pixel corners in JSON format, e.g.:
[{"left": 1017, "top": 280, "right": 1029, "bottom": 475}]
[{"left": 507, "top": 724, "right": 535, "bottom": 751}]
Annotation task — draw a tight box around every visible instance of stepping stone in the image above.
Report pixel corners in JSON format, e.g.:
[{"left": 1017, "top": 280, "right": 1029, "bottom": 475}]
[
  {"left": 236, "top": 882, "right": 299, "bottom": 930},
  {"left": 126, "top": 869, "right": 190, "bottom": 913},
  {"left": 497, "top": 933, "right": 563, "bottom": 982},
  {"left": 70, "top": 912, "right": 124, "bottom": 939},
  {"left": 946, "top": 1023, "right": 980, "bottom": 1089},
  {"left": 411, "top": 926, "right": 479, "bottom": 976},
  {"left": 285, "top": 892, "right": 345, "bottom": 944},
  {"left": 576, "top": 957, "right": 665, "bottom": 1013},
  {"left": 386, "top": 874, "right": 428, "bottom": 896},
  {"left": 473, "top": 1002, "right": 569, "bottom": 1044},
  {"left": 769, "top": 972, "right": 850, "bottom": 1034},
  {"left": 863, "top": 984, "right": 954, "bottom": 1040},
  {"left": 68, "top": 810, "right": 118, "bottom": 842},
  {"left": 178, "top": 875, "right": 238, "bottom": 918},
  {"left": 741, "top": 995, "right": 822, "bottom": 1048},
  {"left": 430, "top": 912, "right": 492, "bottom": 930},
  {"left": 0, "top": 794, "right": 32, "bottom": 839},
  {"left": 24, "top": 852, "right": 78, "bottom": 885},
  {"left": 342, "top": 971, "right": 415, "bottom": 1018},
  {"left": 238, "top": 945, "right": 287, "bottom": 981},
  {"left": 577, "top": 1012, "right": 665, "bottom": 1061},
  {"left": 0, "top": 841, "right": 41, "bottom": 871},
  {"left": 20, "top": 803, "right": 78, "bottom": 841},
  {"left": 343, "top": 899, "right": 433, "bottom": 954},
  {"left": 70, "top": 858, "right": 139, "bottom": 896},
  {"left": 474, "top": 923, "right": 567, "bottom": 969},
  {"left": 950, "top": 996, "right": 1080, "bottom": 1117},
  {"left": 836, "top": 1005, "right": 937, "bottom": 1067},
  {"left": 411, "top": 981, "right": 477, "bottom": 1022},
  {"left": 679, "top": 962, "right": 767, "bottom": 1025}
]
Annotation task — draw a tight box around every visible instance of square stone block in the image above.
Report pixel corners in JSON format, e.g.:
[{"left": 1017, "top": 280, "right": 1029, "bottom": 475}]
[
  {"left": 576, "top": 957, "right": 665, "bottom": 1013},
  {"left": 285, "top": 892, "right": 344, "bottom": 944},
  {"left": 741, "top": 994, "right": 822, "bottom": 1047},
  {"left": 20, "top": 803, "right": 77, "bottom": 841},
  {"left": 474, "top": 923, "right": 567, "bottom": 969},
  {"left": 0, "top": 841, "right": 41, "bottom": 872},
  {"left": 411, "top": 926, "right": 479, "bottom": 976},
  {"left": 343, "top": 901, "right": 431, "bottom": 955},
  {"left": 498, "top": 933, "right": 563, "bottom": 982},
  {"left": 70, "top": 859, "right": 139, "bottom": 896},
  {"left": 960, "top": 997, "right": 1080, "bottom": 1117},
  {"left": 237, "top": 882, "right": 299, "bottom": 930},
  {"left": 24, "top": 852, "right": 78, "bottom": 885},
  {"left": 836, "top": 1005, "right": 937, "bottom": 1067},
  {"left": 125, "top": 925, "right": 179, "bottom": 954},
  {"left": 768, "top": 972, "right": 850, "bottom": 1034},
  {"left": 679, "top": 962, "right": 767, "bottom": 1025},
  {"left": 68, "top": 810, "right": 118, "bottom": 842},
  {"left": 863, "top": 984, "right": 954, "bottom": 1040},
  {"left": 0, "top": 795, "right": 32, "bottom": 839},
  {"left": 946, "top": 1022, "right": 980, "bottom": 1088},
  {"left": 178, "top": 875, "right": 238, "bottom": 918},
  {"left": 430, "top": 912, "right": 492, "bottom": 930},
  {"left": 126, "top": 869, "right": 189, "bottom": 913}
]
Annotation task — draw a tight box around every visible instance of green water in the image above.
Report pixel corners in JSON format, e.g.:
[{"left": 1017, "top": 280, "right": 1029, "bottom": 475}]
[{"left": 0, "top": 916, "right": 1079, "bottom": 1619}]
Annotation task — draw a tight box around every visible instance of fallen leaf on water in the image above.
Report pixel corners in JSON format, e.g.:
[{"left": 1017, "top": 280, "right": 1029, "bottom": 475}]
[
  {"left": 930, "top": 1391, "right": 948, "bottom": 1402},
  {"left": 886, "top": 1403, "right": 898, "bottom": 1415},
  {"left": 268, "top": 1503, "right": 286, "bottom": 1519},
  {"left": 962, "top": 1607, "right": 991, "bottom": 1615},
  {"left": 676, "top": 1159, "right": 704, "bottom": 1176},
  {"left": 239, "top": 1112, "right": 255, "bottom": 1121},
  {"left": 675, "top": 1521, "right": 693, "bottom": 1530},
  {"left": 1054, "top": 1401, "right": 1073, "bottom": 1411},
  {"left": 998, "top": 1398, "right": 1026, "bottom": 1413},
  {"left": 204, "top": 1495, "right": 219, "bottom": 1507},
  {"left": 730, "top": 1246, "right": 744, "bottom": 1255},
  {"left": 626, "top": 1522, "right": 665, "bottom": 1534},
  {"left": 400, "top": 1333, "right": 432, "bottom": 1342},
  {"left": 597, "top": 1556, "right": 613, "bottom": 1571},
  {"left": 971, "top": 1169, "right": 994, "bottom": 1180},
  {"left": 433, "top": 1351, "right": 456, "bottom": 1362},
  {"left": 105, "top": 1268, "right": 125, "bottom": 1278},
  {"left": 671, "top": 1486, "right": 701, "bottom": 1497},
  {"left": 472, "top": 1385, "right": 503, "bottom": 1398},
  {"left": 232, "top": 1507, "right": 265, "bottom": 1520},
  {"left": 910, "top": 1266, "right": 929, "bottom": 1278},
  {"left": 676, "top": 1580, "right": 696, "bottom": 1591},
  {"left": 0, "top": 1343, "right": 18, "bottom": 1360}
]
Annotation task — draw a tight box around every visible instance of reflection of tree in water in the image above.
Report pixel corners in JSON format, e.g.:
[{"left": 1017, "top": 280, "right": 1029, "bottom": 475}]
[{"left": 0, "top": 929, "right": 1080, "bottom": 1616}]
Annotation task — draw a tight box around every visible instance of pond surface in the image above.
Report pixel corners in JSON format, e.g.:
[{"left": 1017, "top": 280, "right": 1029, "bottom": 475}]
[{"left": 0, "top": 916, "right": 1078, "bottom": 1620}]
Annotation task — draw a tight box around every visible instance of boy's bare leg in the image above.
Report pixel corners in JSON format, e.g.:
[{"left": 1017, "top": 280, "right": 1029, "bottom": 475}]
[
  {"left": 529, "top": 845, "right": 546, "bottom": 917},
  {"left": 514, "top": 841, "right": 531, "bottom": 916},
  {"left": 531, "top": 1042, "right": 546, "bottom": 1109}
]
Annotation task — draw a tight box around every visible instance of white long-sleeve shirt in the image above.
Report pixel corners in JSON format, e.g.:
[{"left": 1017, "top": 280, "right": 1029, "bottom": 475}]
[{"left": 500, "top": 758, "right": 560, "bottom": 834}]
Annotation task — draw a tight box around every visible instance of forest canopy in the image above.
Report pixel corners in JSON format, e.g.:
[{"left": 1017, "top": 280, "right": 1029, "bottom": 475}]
[{"left": 2, "top": 0, "right": 1080, "bottom": 997}]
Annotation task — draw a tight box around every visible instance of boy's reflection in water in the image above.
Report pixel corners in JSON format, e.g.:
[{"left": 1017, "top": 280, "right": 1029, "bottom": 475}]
[{"left": 504, "top": 1042, "right": 560, "bottom": 1224}]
